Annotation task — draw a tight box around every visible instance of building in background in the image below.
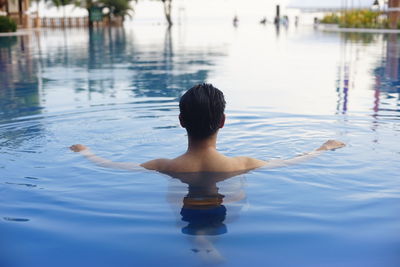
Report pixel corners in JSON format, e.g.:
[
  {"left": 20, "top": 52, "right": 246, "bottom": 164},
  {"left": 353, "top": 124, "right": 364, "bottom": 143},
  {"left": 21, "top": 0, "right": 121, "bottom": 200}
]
[
  {"left": 0, "top": 0, "right": 31, "bottom": 28},
  {"left": 388, "top": 0, "right": 400, "bottom": 28}
]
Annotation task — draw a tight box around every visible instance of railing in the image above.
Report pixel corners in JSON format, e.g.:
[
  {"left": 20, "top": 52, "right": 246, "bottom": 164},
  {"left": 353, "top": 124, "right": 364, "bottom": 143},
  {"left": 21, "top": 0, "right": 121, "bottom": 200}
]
[
  {"left": 31, "top": 17, "right": 122, "bottom": 28},
  {"left": 38, "top": 17, "right": 90, "bottom": 27}
]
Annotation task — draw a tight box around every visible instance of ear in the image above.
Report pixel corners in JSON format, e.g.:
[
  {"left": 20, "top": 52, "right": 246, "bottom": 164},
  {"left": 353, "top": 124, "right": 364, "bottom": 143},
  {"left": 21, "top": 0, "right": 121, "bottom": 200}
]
[
  {"left": 219, "top": 114, "right": 225, "bottom": 128},
  {"left": 179, "top": 114, "right": 185, "bottom": 128}
]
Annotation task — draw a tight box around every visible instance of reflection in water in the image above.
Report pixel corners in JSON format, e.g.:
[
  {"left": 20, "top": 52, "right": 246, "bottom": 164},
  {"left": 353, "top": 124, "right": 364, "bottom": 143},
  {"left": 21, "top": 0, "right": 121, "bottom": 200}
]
[
  {"left": 336, "top": 33, "right": 374, "bottom": 115},
  {"left": 336, "top": 32, "right": 400, "bottom": 116},
  {"left": 37, "top": 27, "right": 224, "bottom": 100},
  {"left": 1, "top": 25, "right": 400, "bottom": 267},
  {"left": 0, "top": 35, "right": 41, "bottom": 120},
  {"left": 335, "top": 32, "right": 400, "bottom": 144},
  {"left": 165, "top": 171, "right": 248, "bottom": 263},
  {"left": 0, "top": 27, "right": 225, "bottom": 149},
  {"left": 129, "top": 28, "right": 221, "bottom": 99},
  {"left": 1, "top": 27, "right": 224, "bottom": 113},
  {"left": 375, "top": 34, "right": 400, "bottom": 95},
  {"left": 0, "top": 35, "right": 44, "bottom": 150}
]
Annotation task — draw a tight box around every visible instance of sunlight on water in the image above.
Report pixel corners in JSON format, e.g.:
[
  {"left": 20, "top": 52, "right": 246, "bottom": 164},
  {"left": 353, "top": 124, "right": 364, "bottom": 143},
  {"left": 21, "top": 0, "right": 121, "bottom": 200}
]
[{"left": 1, "top": 24, "right": 400, "bottom": 267}]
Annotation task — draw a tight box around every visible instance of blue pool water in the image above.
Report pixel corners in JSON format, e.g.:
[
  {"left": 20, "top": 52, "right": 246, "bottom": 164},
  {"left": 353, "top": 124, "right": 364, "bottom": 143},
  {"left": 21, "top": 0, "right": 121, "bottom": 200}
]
[{"left": 1, "top": 25, "right": 400, "bottom": 266}]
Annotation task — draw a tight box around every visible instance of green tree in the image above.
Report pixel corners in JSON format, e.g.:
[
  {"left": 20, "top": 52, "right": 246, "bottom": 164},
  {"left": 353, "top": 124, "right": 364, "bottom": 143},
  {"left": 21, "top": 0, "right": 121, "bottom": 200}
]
[
  {"left": 101, "top": 0, "right": 133, "bottom": 22},
  {"left": 75, "top": 0, "right": 98, "bottom": 27}
]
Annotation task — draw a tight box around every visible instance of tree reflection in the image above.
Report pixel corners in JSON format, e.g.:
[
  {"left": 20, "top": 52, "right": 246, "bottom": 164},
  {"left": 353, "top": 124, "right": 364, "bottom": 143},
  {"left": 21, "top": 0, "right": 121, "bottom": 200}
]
[
  {"left": 34, "top": 27, "right": 225, "bottom": 100},
  {"left": 0, "top": 36, "right": 41, "bottom": 120},
  {"left": 128, "top": 28, "right": 223, "bottom": 99},
  {"left": 0, "top": 35, "right": 44, "bottom": 149}
]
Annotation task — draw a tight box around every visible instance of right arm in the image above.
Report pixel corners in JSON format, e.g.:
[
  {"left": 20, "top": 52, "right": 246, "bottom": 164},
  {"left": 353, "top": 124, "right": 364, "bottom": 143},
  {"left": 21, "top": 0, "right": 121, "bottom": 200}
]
[
  {"left": 70, "top": 144, "right": 142, "bottom": 171},
  {"left": 70, "top": 144, "right": 171, "bottom": 172}
]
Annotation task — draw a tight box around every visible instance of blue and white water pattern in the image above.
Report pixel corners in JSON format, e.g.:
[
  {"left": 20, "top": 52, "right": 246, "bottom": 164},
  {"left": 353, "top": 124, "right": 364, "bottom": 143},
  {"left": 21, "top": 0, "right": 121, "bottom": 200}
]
[{"left": 0, "top": 24, "right": 400, "bottom": 266}]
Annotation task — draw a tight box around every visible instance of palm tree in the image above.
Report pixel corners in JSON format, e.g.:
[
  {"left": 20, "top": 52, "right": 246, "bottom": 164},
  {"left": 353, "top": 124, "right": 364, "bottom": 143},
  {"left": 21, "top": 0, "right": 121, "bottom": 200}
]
[
  {"left": 161, "top": 0, "right": 172, "bottom": 27},
  {"left": 51, "top": 0, "right": 73, "bottom": 27},
  {"left": 145, "top": 0, "right": 173, "bottom": 27},
  {"left": 74, "top": 0, "right": 97, "bottom": 27},
  {"left": 100, "top": 0, "right": 133, "bottom": 25}
]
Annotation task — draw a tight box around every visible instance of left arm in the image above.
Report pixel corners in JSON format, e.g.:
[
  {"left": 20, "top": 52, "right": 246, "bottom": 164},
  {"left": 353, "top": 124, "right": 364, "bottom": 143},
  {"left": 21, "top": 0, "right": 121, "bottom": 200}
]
[{"left": 261, "top": 140, "right": 346, "bottom": 169}]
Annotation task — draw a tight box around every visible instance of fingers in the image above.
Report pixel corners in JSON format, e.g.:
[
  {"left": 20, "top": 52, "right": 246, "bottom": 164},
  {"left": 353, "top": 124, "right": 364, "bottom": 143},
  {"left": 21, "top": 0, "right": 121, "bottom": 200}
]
[
  {"left": 326, "top": 140, "right": 346, "bottom": 150},
  {"left": 69, "top": 144, "right": 88, "bottom": 152},
  {"left": 337, "top": 141, "right": 346, "bottom": 148},
  {"left": 317, "top": 140, "right": 346, "bottom": 151}
]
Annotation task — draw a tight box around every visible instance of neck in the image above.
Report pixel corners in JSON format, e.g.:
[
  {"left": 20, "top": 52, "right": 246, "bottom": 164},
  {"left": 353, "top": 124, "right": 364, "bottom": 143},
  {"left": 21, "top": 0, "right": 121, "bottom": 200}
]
[{"left": 187, "top": 134, "right": 218, "bottom": 153}]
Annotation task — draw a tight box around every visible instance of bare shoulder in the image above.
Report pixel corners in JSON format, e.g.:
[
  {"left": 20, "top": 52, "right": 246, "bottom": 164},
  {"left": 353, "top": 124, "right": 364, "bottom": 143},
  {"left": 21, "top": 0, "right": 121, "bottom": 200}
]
[
  {"left": 234, "top": 156, "right": 267, "bottom": 170},
  {"left": 140, "top": 158, "right": 171, "bottom": 171}
]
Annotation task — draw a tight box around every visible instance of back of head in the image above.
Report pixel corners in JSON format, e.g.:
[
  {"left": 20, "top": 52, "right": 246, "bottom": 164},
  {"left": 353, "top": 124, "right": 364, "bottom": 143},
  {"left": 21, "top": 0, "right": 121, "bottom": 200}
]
[{"left": 179, "top": 83, "right": 226, "bottom": 139}]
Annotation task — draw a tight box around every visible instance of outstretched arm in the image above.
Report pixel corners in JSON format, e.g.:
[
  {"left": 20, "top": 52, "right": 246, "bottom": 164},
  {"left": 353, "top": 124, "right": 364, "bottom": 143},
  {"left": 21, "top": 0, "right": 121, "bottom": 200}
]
[
  {"left": 70, "top": 144, "right": 142, "bottom": 171},
  {"left": 262, "top": 140, "right": 346, "bottom": 169}
]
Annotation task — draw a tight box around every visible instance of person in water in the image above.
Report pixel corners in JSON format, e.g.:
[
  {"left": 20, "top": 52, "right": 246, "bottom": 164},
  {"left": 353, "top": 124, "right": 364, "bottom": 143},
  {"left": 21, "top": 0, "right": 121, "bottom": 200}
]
[
  {"left": 70, "top": 83, "right": 345, "bottom": 172},
  {"left": 70, "top": 83, "right": 345, "bottom": 263}
]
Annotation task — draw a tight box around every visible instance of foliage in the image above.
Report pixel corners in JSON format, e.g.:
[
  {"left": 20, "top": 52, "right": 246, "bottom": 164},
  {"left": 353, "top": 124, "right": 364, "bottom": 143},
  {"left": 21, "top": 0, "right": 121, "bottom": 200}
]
[
  {"left": 74, "top": 0, "right": 134, "bottom": 23},
  {"left": 74, "top": 0, "right": 99, "bottom": 14},
  {"left": 340, "top": 9, "right": 381, "bottom": 28},
  {"left": 74, "top": 0, "right": 96, "bottom": 10},
  {"left": 51, "top": 0, "right": 74, "bottom": 8},
  {"left": 0, "top": 16, "right": 17, "bottom": 33},
  {"left": 320, "top": 13, "right": 340, "bottom": 24},
  {"left": 100, "top": 0, "right": 133, "bottom": 18},
  {"left": 321, "top": 9, "right": 388, "bottom": 29}
]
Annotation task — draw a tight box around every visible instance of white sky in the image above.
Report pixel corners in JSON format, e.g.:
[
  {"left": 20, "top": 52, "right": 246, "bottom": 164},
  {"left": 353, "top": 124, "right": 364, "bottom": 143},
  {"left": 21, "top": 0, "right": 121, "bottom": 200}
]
[
  {"left": 32, "top": 0, "right": 382, "bottom": 19},
  {"left": 289, "top": 0, "right": 379, "bottom": 8},
  {"left": 35, "top": 0, "right": 292, "bottom": 20}
]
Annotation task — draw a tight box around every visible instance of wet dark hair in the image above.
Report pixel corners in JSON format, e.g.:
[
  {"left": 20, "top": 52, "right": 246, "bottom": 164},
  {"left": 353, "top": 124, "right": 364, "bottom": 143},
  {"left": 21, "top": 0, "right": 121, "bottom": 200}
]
[{"left": 179, "top": 83, "right": 226, "bottom": 139}]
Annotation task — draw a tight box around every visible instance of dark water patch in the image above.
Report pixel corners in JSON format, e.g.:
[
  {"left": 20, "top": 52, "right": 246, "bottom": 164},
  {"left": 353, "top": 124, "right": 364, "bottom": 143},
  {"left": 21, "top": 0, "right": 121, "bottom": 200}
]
[
  {"left": 3, "top": 217, "right": 30, "bottom": 222},
  {"left": 24, "top": 176, "right": 39, "bottom": 180},
  {"left": 153, "top": 125, "right": 178, "bottom": 129},
  {"left": 5, "top": 182, "right": 37, "bottom": 188}
]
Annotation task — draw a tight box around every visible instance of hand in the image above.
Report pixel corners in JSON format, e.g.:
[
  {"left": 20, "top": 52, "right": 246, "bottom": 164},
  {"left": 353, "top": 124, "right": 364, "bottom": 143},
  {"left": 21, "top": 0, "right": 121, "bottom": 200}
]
[
  {"left": 70, "top": 144, "right": 89, "bottom": 152},
  {"left": 316, "top": 140, "right": 345, "bottom": 151}
]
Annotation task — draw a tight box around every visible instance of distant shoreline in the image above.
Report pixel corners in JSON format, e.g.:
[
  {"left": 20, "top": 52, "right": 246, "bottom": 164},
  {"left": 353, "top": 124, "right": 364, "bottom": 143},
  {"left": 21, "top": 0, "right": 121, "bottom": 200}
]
[{"left": 318, "top": 23, "right": 400, "bottom": 33}]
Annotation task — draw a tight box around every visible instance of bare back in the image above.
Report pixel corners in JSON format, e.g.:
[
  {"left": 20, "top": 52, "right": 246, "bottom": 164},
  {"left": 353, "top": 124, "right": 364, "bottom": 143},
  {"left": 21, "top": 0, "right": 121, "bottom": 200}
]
[{"left": 140, "top": 150, "right": 267, "bottom": 173}]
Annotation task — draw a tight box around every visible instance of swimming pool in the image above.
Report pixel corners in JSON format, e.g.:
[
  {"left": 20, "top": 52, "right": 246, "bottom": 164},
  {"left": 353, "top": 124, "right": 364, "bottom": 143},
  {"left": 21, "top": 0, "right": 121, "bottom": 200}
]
[{"left": 1, "top": 24, "right": 399, "bottom": 266}]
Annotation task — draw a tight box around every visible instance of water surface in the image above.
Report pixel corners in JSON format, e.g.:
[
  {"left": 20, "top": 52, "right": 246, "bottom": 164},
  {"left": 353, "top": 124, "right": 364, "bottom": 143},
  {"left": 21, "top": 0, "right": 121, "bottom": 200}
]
[{"left": 1, "top": 25, "right": 399, "bottom": 266}]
